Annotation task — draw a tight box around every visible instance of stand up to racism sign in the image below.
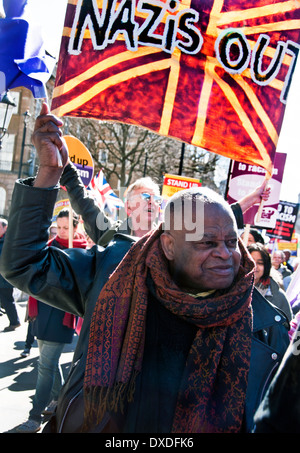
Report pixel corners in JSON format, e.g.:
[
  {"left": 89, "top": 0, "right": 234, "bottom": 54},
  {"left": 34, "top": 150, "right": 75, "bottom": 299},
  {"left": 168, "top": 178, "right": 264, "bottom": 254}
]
[
  {"left": 267, "top": 200, "right": 299, "bottom": 241},
  {"left": 51, "top": 0, "right": 300, "bottom": 175}
]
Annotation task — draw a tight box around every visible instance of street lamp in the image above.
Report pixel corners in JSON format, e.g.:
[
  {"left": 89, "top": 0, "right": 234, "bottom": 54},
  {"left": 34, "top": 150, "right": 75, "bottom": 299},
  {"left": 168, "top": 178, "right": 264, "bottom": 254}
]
[
  {"left": 0, "top": 91, "right": 16, "bottom": 149},
  {"left": 143, "top": 149, "right": 148, "bottom": 176},
  {"left": 178, "top": 142, "right": 185, "bottom": 175},
  {"left": 18, "top": 110, "right": 31, "bottom": 179}
]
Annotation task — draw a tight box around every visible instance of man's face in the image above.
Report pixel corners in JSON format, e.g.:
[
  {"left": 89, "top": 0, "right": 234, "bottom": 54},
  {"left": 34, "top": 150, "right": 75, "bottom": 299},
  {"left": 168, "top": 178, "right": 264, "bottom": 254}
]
[
  {"left": 49, "top": 226, "right": 57, "bottom": 239},
  {"left": 272, "top": 252, "right": 283, "bottom": 268},
  {"left": 126, "top": 187, "right": 161, "bottom": 232},
  {"left": 161, "top": 204, "right": 241, "bottom": 293}
]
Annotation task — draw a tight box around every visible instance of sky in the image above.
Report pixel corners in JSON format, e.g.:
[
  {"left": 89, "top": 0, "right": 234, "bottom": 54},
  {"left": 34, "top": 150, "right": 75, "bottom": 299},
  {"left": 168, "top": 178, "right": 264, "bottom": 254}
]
[
  {"left": 0, "top": 0, "right": 299, "bottom": 203},
  {"left": 275, "top": 56, "right": 300, "bottom": 204}
]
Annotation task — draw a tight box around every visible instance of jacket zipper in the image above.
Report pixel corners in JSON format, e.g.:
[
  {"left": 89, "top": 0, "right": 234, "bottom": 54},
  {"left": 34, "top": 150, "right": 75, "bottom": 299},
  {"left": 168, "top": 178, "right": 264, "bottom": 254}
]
[{"left": 58, "top": 389, "right": 82, "bottom": 433}]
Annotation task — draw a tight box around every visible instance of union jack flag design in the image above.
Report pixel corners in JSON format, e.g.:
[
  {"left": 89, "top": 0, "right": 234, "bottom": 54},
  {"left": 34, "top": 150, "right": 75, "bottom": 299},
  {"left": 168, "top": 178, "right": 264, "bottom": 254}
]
[
  {"left": 89, "top": 170, "right": 124, "bottom": 211},
  {"left": 51, "top": 0, "right": 300, "bottom": 175}
]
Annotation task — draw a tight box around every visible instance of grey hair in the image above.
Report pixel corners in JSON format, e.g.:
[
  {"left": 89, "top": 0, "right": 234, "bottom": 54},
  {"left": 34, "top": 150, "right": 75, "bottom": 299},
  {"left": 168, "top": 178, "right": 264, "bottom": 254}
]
[
  {"left": 126, "top": 177, "right": 160, "bottom": 200},
  {"left": 162, "top": 187, "right": 234, "bottom": 240},
  {"left": 0, "top": 218, "right": 8, "bottom": 228}
]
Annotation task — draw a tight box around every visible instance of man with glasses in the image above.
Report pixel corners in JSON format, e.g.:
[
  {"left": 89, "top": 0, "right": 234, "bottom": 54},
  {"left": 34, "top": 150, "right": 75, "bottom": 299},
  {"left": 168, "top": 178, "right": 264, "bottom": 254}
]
[
  {"left": 122, "top": 179, "right": 162, "bottom": 238},
  {"left": 60, "top": 164, "right": 162, "bottom": 246}
]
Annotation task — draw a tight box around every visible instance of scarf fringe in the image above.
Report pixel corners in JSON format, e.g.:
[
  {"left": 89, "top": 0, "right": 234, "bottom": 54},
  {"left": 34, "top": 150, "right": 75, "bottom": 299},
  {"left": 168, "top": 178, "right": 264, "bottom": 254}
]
[{"left": 82, "top": 369, "right": 139, "bottom": 432}]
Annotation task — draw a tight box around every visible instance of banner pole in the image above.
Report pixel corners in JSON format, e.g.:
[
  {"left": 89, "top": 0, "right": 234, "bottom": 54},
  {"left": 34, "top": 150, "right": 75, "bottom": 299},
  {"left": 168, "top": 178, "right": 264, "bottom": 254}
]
[
  {"left": 224, "top": 159, "right": 233, "bottom": 200},
  {"left": 242, "top": 224, "right": 251, "bottom": 246},
  {"left": 69, "top": 206, "right": 73, "bottom": 249},
  {"left": 256, "top": 173, "right": 271, "bottom": 223}
]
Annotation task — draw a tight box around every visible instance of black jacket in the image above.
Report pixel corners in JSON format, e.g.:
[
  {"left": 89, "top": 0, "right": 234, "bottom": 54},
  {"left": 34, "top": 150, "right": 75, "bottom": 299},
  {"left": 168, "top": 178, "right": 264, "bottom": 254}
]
[
  {"left": 0, "top": 233, "right": 13, "bottom": 289},
  {"left": 0, "top": 179, "right": 289, "bottom": 433},
  {"left": 254, "top": 323, "right": 300, "bottom": 432},
  {"left": 60, "top": 163, "right": 125, "bottom": 247},
  {"left": 30, "top": 237, "right": 80, "bottom": 344}
]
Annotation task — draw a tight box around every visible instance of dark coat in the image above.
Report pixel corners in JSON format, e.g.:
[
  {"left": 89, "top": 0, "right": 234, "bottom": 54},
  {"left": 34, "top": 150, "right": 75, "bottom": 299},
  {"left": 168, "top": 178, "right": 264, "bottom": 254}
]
[
  {"left": 254, "top": 323, "right": 300, "bottom": 432},
  {"left": 0, "top": 233, "right": 13, "bottom": 289},
  {"left": 0, "top": 179, "right": 289, "bottom": 433},
  {"left": 31, "top": 237, "right": 79, "bottom": 344}
]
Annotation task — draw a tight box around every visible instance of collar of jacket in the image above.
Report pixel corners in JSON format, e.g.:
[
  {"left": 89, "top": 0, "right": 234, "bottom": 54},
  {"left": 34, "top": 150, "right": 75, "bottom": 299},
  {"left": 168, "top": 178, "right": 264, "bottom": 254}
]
[{"left": 251, "top": 287, "right": 288, "bottom": 332}]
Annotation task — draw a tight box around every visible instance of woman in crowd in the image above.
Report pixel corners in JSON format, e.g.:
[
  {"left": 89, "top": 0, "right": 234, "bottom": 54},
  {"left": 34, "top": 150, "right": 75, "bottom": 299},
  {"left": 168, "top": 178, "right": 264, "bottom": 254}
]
[
  {"left": 248, "top": 243, "right": 293, "bottom": 322},
  {"left": 16, "top": 209, "right": 87, "bottom": 433}
]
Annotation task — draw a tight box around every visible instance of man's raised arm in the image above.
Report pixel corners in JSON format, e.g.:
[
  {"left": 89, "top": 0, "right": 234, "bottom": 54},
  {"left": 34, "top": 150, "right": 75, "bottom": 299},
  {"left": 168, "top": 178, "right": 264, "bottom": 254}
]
[
  {"left": 0, "top": 104, "right": 94, "bottom": 317},
  {"left": 32, "top": 102, "right": 69, "bottom": 188}
]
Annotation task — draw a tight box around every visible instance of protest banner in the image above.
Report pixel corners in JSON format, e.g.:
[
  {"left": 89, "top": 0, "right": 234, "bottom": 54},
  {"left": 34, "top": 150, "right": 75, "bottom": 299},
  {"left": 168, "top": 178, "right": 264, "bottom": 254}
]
[
  {"left": 266, "top": 200, "right": 299, "bottom": 241},
  {"left": 51, "top": 0, "right": 300, "bottom": 176},
  {"left": 276, "top": 233, "right": 298, "bottom": 257},
  {"left": 63, "top": 135, "right": 94, "bottom": 187},
  {"left": 52, "top": 199, "right": 71, "bottom": 221},
  {"left": 162, "top": 173, "right": 201, "bottom": 199},
  {"left": 226, "top": 152, "right": 287, "bottom": 229}
]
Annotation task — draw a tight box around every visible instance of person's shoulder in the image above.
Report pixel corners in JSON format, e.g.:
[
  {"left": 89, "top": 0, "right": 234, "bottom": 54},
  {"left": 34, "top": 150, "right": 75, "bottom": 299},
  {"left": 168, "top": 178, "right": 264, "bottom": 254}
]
[
  {"left": 251, "top": 287, "right": 289, "bottom": 330},
  {"left": 110, "top": 232, "right": 138, "bottom": 244},
  {"left": 103, "top": 232, "right": 137, "bottom": 256}
]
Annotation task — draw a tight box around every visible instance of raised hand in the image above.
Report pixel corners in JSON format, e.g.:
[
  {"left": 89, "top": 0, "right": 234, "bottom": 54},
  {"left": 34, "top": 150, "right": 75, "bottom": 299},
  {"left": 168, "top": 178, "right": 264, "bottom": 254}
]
[{"left": 32, "top": 103, "right": 69, "bottom": 188}]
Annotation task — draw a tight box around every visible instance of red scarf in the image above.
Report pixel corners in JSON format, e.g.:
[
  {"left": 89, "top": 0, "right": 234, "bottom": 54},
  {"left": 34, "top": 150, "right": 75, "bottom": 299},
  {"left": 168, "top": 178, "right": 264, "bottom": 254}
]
[
  {"left": 28, "top": 233, "right": 87, "bottom": 328},
  {"left": 48, "top": 233, "right": 87, "bottom": 249},
  {"left": 83, "top": 225, "right": 254, "bottom": 433}
]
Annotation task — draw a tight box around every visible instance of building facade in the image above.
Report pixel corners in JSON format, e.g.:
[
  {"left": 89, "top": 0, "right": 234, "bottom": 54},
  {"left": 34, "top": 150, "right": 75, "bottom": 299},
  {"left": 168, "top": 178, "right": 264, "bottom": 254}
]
[{"left": 0, "top": 87, "right": 38, "bottom": 218}]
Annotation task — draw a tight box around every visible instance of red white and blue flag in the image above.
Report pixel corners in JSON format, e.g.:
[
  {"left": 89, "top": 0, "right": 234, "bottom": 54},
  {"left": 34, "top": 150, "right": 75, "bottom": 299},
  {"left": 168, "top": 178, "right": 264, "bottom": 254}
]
[{"left": 89, "top": 169, "right": 124, "bottom": 211}]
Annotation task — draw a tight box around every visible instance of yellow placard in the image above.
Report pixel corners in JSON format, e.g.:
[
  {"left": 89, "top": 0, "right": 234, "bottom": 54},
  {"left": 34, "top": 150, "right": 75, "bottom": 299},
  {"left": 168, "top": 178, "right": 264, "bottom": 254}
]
[
  {"left": 162, "top": 173, "right": 202, "bottom": 199},
  {"left": 52, "top": 199, "right": 70, "bottom": 221},
  {"left": 63, "top": 135, "right": 94, "bottom": 187}
]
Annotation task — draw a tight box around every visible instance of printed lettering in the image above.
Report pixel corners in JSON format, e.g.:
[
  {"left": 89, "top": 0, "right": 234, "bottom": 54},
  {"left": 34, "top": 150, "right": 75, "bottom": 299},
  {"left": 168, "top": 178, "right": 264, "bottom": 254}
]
[
  {"left": 68, "top": 0, "right": 114, "bottom": 54},
  {"left": 215, "top": 28, "right": 251, "bottom": 74},
  {"left": 251, "top": 35, "right": 286, "bottom": 85},
  {"left": 280, "top": 40, "right": 300, "bottom": 103},
  {"left": 163, "top": 16, "right": 177, "bottom": 53},
  {"left": 67, "top": 0, "right": 299, "bottom": 105},
  {"left": 137, "top": 0, "right": 165, "bottom": 47},
  {"left": 108, "top": 0, "right": 138, "bottom": 51},
  {"left": 177, "top": 10, "right": 203, "bottom": 55}
]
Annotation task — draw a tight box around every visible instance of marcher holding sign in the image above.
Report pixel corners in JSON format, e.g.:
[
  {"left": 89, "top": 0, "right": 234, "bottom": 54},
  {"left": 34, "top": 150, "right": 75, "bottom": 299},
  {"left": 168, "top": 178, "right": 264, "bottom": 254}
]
[
  {"left": 14, "top": 208, "right": 87, "bottom": 433},
  {"left": 267, "top": 201, "right": 299, "bottom": 242},
  {"left": 226, "top": 153, "right": 287, "bottom": 229}
]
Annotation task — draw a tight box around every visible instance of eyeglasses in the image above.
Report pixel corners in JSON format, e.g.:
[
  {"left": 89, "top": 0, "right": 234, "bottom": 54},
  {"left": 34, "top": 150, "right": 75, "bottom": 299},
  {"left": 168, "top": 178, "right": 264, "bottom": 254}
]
[
  {"left": 141, "top": 193, "right": 163, "bottom": 205},
  {"left": 130, "top": 192, "right": 163, "bottom": 205}
]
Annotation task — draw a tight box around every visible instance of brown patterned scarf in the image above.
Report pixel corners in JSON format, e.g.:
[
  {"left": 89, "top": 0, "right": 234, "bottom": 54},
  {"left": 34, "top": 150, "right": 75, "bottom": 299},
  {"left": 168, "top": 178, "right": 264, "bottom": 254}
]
[{"left": 83, "top": 224, "right": 254, "bottom": 433}]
